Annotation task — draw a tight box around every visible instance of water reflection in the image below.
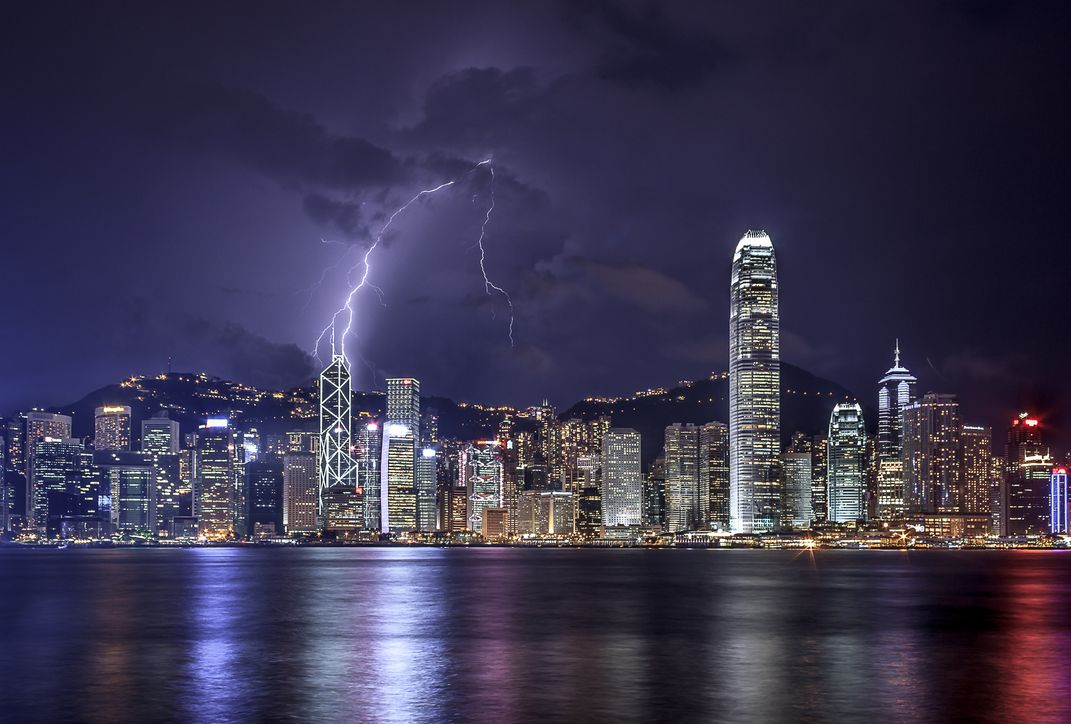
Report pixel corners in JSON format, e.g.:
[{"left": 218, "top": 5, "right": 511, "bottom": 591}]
[{"left": 1, "top": 549, "right": 1070, "bottom": 722}]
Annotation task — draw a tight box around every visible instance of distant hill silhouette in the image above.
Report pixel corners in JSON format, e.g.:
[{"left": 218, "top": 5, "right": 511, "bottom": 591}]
[
  {"left": 561, "top": 362, "right": 873, "bottom": 467},
  {"left": 55, "top": 363, "right": 872, "bottom": 469}
]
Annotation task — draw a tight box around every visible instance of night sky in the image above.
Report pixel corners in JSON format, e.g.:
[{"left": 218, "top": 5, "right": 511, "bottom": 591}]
[{"left": 3, "top": 1, "right": 1070, "bottom": 449}]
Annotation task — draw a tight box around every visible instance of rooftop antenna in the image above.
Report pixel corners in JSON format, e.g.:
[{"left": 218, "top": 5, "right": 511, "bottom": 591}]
[{"left": 894, "top": 339, "right": 901, "bottom": 368}]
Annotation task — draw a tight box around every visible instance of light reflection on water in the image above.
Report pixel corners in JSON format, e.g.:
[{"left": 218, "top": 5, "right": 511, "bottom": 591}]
[{"left": 1, "top": 548, "right": 1070, "bottom": 723}]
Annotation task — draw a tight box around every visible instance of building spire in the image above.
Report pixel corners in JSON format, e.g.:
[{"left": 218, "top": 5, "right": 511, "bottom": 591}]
[{"left": 894, "top": 338, "right": 901, "bottom": 368}]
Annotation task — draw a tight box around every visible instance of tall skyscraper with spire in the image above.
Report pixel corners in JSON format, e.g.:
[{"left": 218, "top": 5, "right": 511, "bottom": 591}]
[
  {"left": 318, "top": 355, "right": 358, "bottom": 526},
  {"left": 876, "top": 341, "right": 916, "bottom": 518},
  {"left": 729, "top": 230, "right": 780, "bottom": 533}
]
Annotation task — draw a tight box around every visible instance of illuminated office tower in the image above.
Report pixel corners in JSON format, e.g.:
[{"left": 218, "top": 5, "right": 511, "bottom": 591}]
[
  {"left": 319, "top": 356, "right": 358, "bottom": 523},
  {"left": 31, "top": 437, "right": 98, "bottom": 538},
  {"left": 5, "top": 415, "right": 25, "bottom": 473},
  {"left": 150, "top": 452, "right": 181, "bottom": 538},
  {"left": 1004, "top": 414, "right": 1046, "bottom": 536},
  {"left": 195, "top": 418, "right": 235, "bottom": 540},
  {"left": 729, "top": 230, "right": 781, "bottom": 533},
  {"left": 902, "top": 394, "right": 962, "bottom": 514},
  {"left": 827, "top": 403, "right": 866, "bottom": 524},
  {"left": 462, "top": 440, "right": 502, "bottom": 532},
  {"left": 517, "top": 490, "right": 574, "bottom": 535},
  {"left": 245, "top": 456, "right": 283, "bottom": 538},
  {"left": 601, "top": 428, "right": 642, "bottom": 528},
  {"left": 142, "top": 413, "right": 179, "bottom": 455},
  {"left": 355, "top": 420, "right": 382, "bottom": 529},
  {"left": 380, "top": 423, "right": 416, "bottom": 532},
  {"left": 532, "top": 402, "right": 563, "bottom": 488},
  {"left": 416, "top": 448, "right": 438, "bottom": 530},
  {"left": 811, "top": 434, "right": 828, "bottom": 522},
  {"left": 25, "top": 411, "right": 72, "bottom": 533},
  {"left": 663, "top": 423, "right": 700, "bottom": 532},
  {"left": 577, "top": 453, "right": 603, "bottom": 537},
  {"left": 386, "top": 377, "right": 421, "bottom": 447},
  {"left": 989, "top": 455, "right": 1005, "bottom": 537},
  {"left": 282, "top": 451, "right": 318, "bottom": 534},
  {"left": 876, "top": 342, "right": 916, "bottom": 518},
  {"left": 498, "top": 437, "right": 519, "bottom": 534},
  {"left": 960, "top": 425, "right": 992, "bottom": 519},
  {"left": 141, "top": 412, "right": 181, "bottom": 537},
  {"left": 699, "top": 421, "right": 729, "bottom": 530},
  {"left": 96, "top": 450, "right": 153, "bottom": 535},
  {"left": 782, "top": 450, "right": 813, "bottom": 529},
  {"left": 94, "top": 405, "right": 131, "bottom": 451},
  {"left": 1051, "top": 466, "right": 1069, "bottom": 535},
  {"left": 561, "top": 418, "right": 604, "bottom": 494},
  {"left": 1010, "top": 452, "right": 1053, "bottom": 536}
]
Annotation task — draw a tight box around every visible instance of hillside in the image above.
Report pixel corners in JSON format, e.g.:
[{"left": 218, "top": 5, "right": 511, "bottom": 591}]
[
  {"left": 52, "top": 364, "right": 871, "bottom": 467},
  {"left": 561, "top": 362, "right": 873, "bottom": 466}
]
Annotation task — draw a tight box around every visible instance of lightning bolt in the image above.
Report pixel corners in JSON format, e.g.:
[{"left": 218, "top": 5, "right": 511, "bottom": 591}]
[
  {"left": 474, "top": 161, "right": 515, "bottom": 346},
  {"left": 312, "top": 158, "right": 515, "bottom": 373}
]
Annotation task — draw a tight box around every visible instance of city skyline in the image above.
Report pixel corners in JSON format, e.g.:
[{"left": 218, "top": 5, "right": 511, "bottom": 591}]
[
  {"left": 5, "top": 5, "right": 1071, "bottom": 722},
  {"left": 3, "top": 227, "right": 1067, "bottom": 546}
]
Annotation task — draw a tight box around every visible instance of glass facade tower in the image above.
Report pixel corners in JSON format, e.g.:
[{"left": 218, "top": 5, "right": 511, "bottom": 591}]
[{"left": 729, "top": 230, "right": 780, "bottom": 533}]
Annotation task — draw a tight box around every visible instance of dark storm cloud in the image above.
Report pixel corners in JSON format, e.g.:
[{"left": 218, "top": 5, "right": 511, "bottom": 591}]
[
  {"left": 183, "top": 319, "right": 317, "bottom": 391},
  {"left": 107, "top": 303, "right": 316, "bottom": 393},
  {"left": 566, "top": 0, "right": 730, "bottom": 90},
  {"left": 302, "top": 193, "right": 367, "bottom": 238},
  {"left": 139, "top": 83, "right": 407, "bottom": 191}
]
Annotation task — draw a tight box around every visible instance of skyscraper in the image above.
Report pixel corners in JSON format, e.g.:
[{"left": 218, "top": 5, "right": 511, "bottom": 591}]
[
  {"left": 462, "top": 440, "right": 502, "bottom": 533},
  {"left": 282, "top": 451, "right": 318, "bottom": 534},
  {"left": 876, "top": 342, "right": 916, "bottom": 518},
  {"left": 1004, "top": 414, "right": 1047, "bottom": 536},
  {"left": 94, "top": 405, "right": 131, "bottom": 451},
  {"left": 1051, "top": 466, "right": 1068, "bottom": 535},
  {"left": 195, "top": 418, "right": 235, "bottom": 540},
  {"left": 354, "top": 420, "right": 381, "bottom": 530},
  {"left": 245, "top": 456, "right": 284, "bottom": 538},
  {"left": 31, "top": 437, "right": 98, "bottom": 538},
  {"left": 380, "top": 423, "right": 416, "bottom": 532},
  {"left": 319, "top": 356, "right": 358, "bottom": 527},
  {"left": 141, "top": 412, "right": 182, "bottom": 537},
  {"left": 811, "top": 434, "right": 828, "bottom": 523},
  {"left": 827, "top": 403, "right": 866, "bottom": 524},
  {"left": 1010, "top": 451, "right": 1053, "bottom": 536},
  {"left": 141, "top": 413, "right": 179, "bottom": 455},
  {"left": 663, "top": 423, "right": 700, "bottom": 532},
  {"left": 642, "top": 457, "right": 666, "bottom": 530},
  {"left": 386, "top": 378, "right": 421, "bottom": 447},
  {"left": 960, "top": 425, "right": 993, "bottom": 518},
  {"left": 96, "top": 450, "right": 153, "bottom": 535},
  {"left": 699, "top": 421, "right": 729, "bottom": 531},
  {"left": 902, "top": 394, "right": 962, "bottom": 514},
  {"left": 25, "top": 411, "right": 73, "bottom": 534},
  {"left": 782, "top": 447, "right": 814, "bottom": 529},
  {"left": 416, "top": 447, "right": 438, "bottom": 531},
  {"left": 729, "top": 230, "right": 780, "bottom": 533},
  {"left": 601, "top": 428, "right": 642, "bottom": 528}
]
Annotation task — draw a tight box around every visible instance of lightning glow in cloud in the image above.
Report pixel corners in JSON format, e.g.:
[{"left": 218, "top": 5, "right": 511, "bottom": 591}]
[{"left": 312, "top": 159, "right": 515, "bottom": 372}]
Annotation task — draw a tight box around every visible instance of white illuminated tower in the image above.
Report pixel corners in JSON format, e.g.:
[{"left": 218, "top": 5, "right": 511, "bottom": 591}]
[
  {"left": 601, "top": 428, "right": 642, "bottom": 527},
  {"left": 729, "top": 230, "right": 781, "bottom": 533},
  {"left": 318, "top": 355, "right": 357, "bottom": 524},
  {"left": 876, "top": 341, "right": 916, "bottom": 518},
  {"left": 827, "top": 403, "right": 867, "bottom": 523}
]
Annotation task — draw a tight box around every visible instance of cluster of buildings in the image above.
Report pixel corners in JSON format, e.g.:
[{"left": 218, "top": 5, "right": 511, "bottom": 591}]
[{"left": 1, "top": 231, "right": 1066, "bottom": 546}]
